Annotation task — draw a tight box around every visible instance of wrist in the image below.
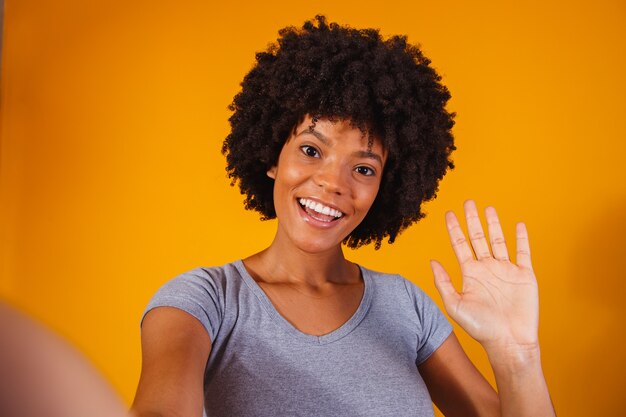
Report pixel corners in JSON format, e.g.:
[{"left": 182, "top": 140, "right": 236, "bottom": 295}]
[
  {"left": 484, "top": 341, "right": 542, "bottom": 373},
  {"left": 485, "top": 342, "right": 555, "bottom": 417}
]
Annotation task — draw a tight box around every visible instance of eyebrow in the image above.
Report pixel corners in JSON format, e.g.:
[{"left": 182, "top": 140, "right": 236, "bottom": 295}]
[
  {"left": 298, "top": 128, "right": 329, "bottom": 145},
  {"left": 355, "top": 150, "right": 383, "bottom": 165},
  {"left": 296, "top": 128, "right": 384, "bottom": 166}
]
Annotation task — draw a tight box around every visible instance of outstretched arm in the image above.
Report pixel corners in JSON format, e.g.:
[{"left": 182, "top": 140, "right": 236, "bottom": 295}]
[
  {"left": 430, "top": 200, "right": 555, "bottom": 417},
  {"left": 131, "top": 307, "right": 211, "bottom": 417}
]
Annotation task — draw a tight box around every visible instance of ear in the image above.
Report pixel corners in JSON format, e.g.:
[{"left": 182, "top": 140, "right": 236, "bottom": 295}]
[{"left": 267, "top": 166, "right": 277, "bottom": 179}]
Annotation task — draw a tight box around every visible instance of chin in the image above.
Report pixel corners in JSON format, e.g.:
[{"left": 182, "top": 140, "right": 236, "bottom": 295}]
[
  {"left": 287, "top": 231, "right": 348, "bottom": 255},
  {"left": 296, "top": 239, "right": 343, "bottom": 255}
]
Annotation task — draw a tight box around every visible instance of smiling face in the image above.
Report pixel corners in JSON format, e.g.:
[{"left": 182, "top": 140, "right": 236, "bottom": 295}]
[{"left": 267, "top": 115, "right": 386, "bottom": 254}]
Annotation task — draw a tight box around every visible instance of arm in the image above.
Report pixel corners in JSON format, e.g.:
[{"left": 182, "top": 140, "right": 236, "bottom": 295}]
[
  {"left": 418, "top": 332, "right": 499, "bottom": 417},
  {"left": 429, "top": 200, "right": 555, "bottom": 417},
  {"left": 131, "top": 307, "right": 211, "bottom": 417},
  {"left": 0, "top": 303, "right": 128, "bottom": 417}
]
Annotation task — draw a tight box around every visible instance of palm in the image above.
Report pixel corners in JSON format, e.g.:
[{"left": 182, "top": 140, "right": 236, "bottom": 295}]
[{"left": 432, "top": 201, "right": 539, "bottom": 349}]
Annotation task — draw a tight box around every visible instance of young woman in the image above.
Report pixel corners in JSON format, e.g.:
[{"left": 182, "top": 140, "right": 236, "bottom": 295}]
[{"left": 131, "top": 16, "right": 555, "bottom": 417}]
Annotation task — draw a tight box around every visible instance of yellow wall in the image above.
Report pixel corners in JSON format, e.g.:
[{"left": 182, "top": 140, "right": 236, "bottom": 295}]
[{"left": 1, "top": 0, "right": 624, "bottom": 415}]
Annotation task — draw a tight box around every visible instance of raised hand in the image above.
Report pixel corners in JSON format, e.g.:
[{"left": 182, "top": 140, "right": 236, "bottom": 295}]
[{"left": 430, "top": 200, "right": 539, "bottom": 353}]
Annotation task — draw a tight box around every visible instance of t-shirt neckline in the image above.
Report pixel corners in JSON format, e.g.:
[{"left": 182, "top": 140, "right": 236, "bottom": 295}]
[{"left": 233, "top": 259, "right": 373, "bottom": 345}]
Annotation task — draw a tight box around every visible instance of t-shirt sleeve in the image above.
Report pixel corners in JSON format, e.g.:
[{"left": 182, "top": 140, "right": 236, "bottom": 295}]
[
  {"left": 142, "top": 268, "right": 223, "bottom": 341},
  {"left": 403, "top": 278, "right": 453, "bottom": 365}
]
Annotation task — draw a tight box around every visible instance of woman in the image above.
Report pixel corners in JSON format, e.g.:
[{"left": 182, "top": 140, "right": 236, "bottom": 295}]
[{"left": 131, "top": 16, "right": 555, "bottom": 417}]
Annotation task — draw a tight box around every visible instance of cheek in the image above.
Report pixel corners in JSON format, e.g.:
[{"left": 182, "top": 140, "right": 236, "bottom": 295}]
[
  {"left": 353, "top": 187, "right": 381, "bottom": 215},
  {"left": 276, "top": 164, "right": 309, "bottom": 188},
  {"left": 272, "top": 165, "right": 306, "bottom": 210}
]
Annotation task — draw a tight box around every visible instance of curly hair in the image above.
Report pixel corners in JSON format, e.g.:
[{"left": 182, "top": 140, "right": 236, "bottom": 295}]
[{"left": 222, "top": 15, "right": 455, "bottom": 249}]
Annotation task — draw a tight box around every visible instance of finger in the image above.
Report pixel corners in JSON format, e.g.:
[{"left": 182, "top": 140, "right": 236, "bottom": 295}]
[
  {"left": 430, "top": 260, "right": 461, "bottom": 312},
  {"left": 485, "top": 206, "right": 510, "bottom": 261},
  {"left": 445, "top": 210, "right": 474, "bottom": 265},
  {"left": 516, "top": 222, "right": 533, "bottom": 270},
  {"left": 464, "top": 200, "right": 491, "bottom": 259}
]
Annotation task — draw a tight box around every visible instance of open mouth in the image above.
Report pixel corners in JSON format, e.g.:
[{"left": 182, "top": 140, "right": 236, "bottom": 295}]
[{"left": 298, "top": 198, "right": 344, "bottom": 223}]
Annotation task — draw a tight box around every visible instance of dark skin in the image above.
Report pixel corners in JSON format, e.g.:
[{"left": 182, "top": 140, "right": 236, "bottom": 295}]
[
  {"left": 243, "top": 255, "right": 364, "bottom": 337},
  {"left": 132, "top": 116, "right": 555, "bottom": 417}
]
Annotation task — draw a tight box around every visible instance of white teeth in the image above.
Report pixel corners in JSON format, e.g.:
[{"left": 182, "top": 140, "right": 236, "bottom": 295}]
[{"left": 298, "top": 198, "right": 343, "bottom": 218}]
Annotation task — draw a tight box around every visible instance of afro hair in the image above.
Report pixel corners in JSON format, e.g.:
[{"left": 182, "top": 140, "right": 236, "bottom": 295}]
[{"left": 222, "top": 15, "right": 456, "bottom": 249}]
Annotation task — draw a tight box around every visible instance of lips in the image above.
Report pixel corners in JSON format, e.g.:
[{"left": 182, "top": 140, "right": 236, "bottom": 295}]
[
  {"left": 298, "top": 198, "right": 343, "bottom": 218},
  {"left": 297, "top": 197, "right": 344, "bottom": 224}
]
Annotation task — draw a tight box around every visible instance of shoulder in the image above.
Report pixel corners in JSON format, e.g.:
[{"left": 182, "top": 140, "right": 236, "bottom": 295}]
[
  {"left": 358, "top": 264, "right": 405, "bottom": 285},
  {"left": 359, "top": 263, "right": 450, "bottom": 327},
  {"left": 143, "top": 260, "right": 246, "bottom": 340},
  {"left": 358, "top": 264, "right": 427, "bottom": 300},
  {"left": 152, "top": 261, "right": 245, "bottom": 298}
]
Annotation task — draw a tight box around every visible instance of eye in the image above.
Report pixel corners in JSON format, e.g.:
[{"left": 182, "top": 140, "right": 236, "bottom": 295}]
[
  {"left": 355, "top": 166, "right": 375, "bottom": 176},
  {"left": 300, "top": 145, "right": 320, "bottom": 158}
]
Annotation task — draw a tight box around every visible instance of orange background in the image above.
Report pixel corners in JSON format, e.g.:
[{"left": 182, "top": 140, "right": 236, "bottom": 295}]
[{"left": 1, "top": 0, "right": 625, "bottom": 415}]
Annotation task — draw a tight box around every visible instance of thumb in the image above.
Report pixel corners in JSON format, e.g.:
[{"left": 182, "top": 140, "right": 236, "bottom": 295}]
[{"left": 430, "top": 260, "right": 460, "bottom": 312}]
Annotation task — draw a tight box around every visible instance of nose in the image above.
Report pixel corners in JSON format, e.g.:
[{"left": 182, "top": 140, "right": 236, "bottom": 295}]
[{"left": 313, "top": 162, "right": 349, "bottom": 195}]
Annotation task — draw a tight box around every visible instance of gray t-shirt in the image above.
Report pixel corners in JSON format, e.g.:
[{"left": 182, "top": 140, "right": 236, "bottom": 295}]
[{"left": 144, "top": 260, "right": 452, "bottom": 417}]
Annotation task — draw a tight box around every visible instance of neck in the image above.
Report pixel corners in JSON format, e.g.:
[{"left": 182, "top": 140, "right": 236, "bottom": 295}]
[{"left": 243, "top": 232, "right": 358, "bottom": 287}]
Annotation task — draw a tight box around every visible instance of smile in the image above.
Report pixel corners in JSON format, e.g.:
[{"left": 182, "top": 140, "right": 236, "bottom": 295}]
[{"left": 298, "top": 198, "right": 344, "bottom": 222}]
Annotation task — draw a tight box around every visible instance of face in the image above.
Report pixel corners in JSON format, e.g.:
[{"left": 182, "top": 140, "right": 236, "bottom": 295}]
[{"left": 267, "top": 115, "right": 386, "bottom": 254}]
